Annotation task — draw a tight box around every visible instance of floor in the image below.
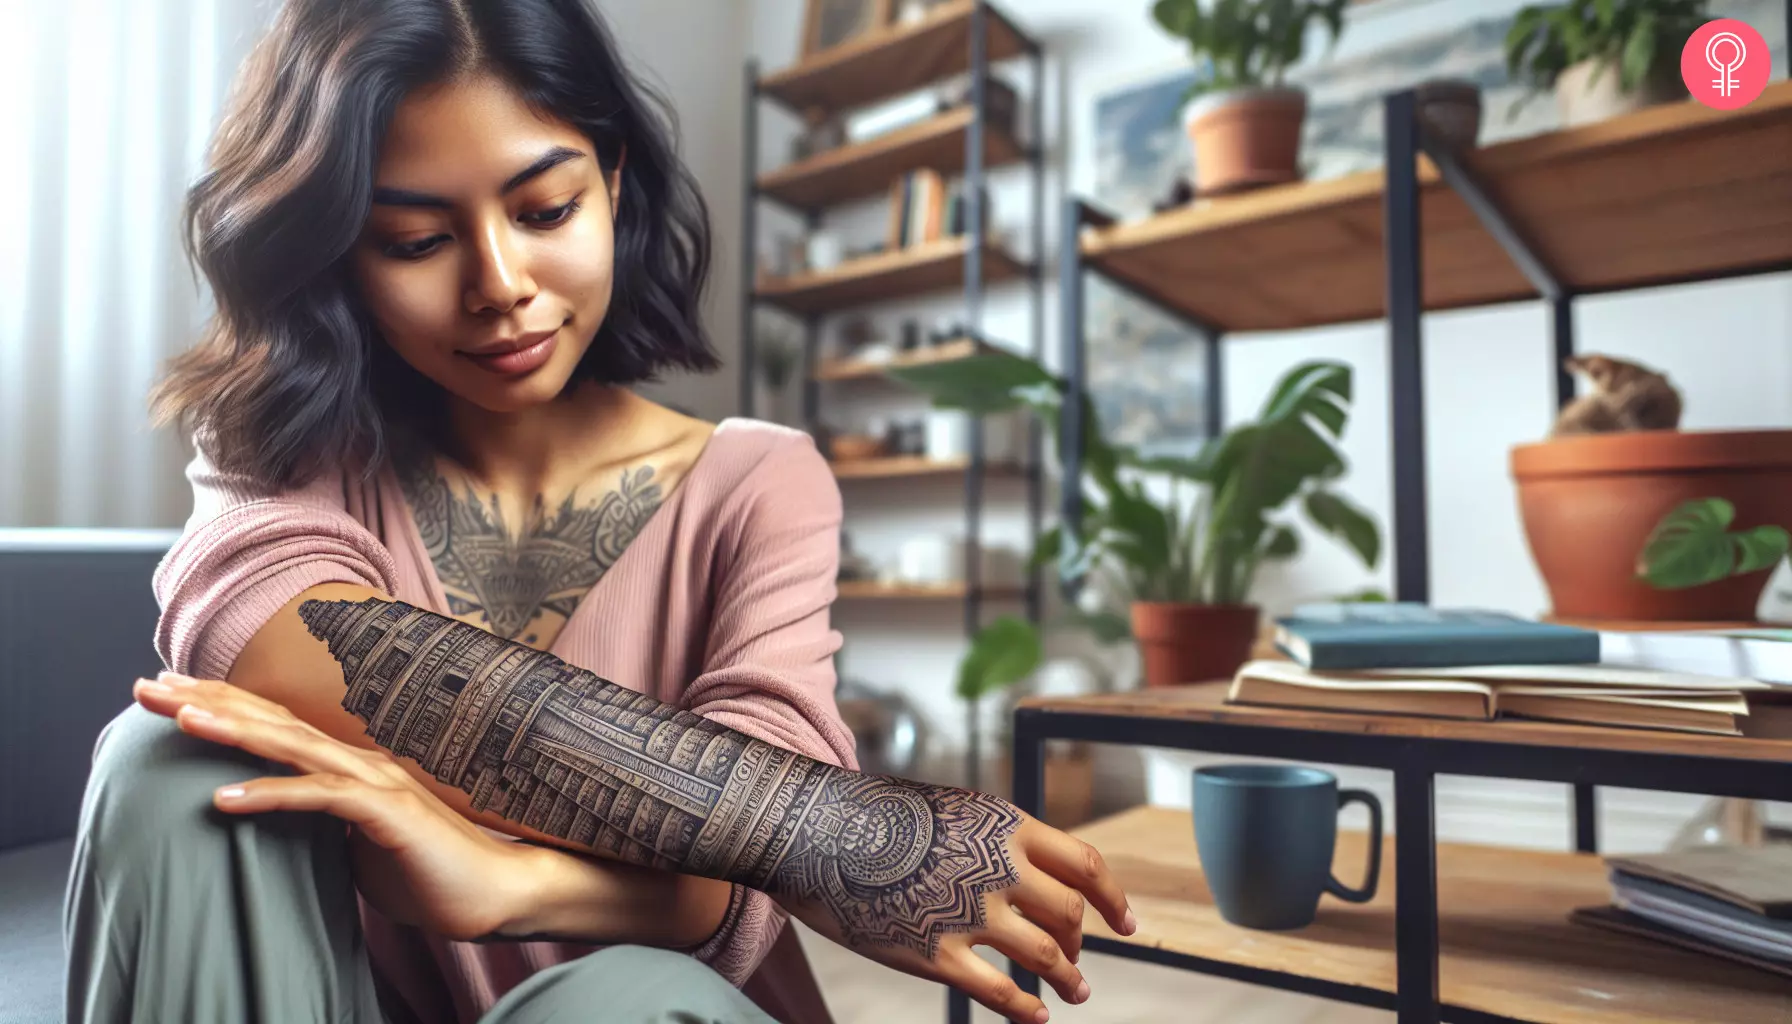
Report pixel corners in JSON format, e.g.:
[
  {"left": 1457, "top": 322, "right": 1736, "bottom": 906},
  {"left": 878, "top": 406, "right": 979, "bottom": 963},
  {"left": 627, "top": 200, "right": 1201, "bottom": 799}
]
[{"left": 792, "top": 922, "right": 1392, "bottom": 1024}]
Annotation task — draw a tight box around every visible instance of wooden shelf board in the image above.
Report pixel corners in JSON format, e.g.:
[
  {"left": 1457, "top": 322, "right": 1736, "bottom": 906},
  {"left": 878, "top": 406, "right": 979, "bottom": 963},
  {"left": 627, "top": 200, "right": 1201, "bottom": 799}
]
[
  {"left": 836, "top": 580, "right": 1022, "bottom": 600},
  {"left": 1080, "top": 81, "right": 1792, "bottom": 333},
  {"left": 1020, "top": 681, "right": 1792, "bottom": 762},
  {"left": 814, "top": 337, "right": 988, "bottom": 381},
  {"left": 828, "top": 454, "right": 1022, "bottom": 479},
  {"left": 759, "top": 107, "right": 1025, "bottom": 210},
  {"left": 756, "top": 238, "right": 1028, "bottom": 315},
  {"left": 758, "top": 0, "right": 1030, "bottom": 115},
  {"left": 1075, "top": 806, "right": 1792, "bottom": 1023}
]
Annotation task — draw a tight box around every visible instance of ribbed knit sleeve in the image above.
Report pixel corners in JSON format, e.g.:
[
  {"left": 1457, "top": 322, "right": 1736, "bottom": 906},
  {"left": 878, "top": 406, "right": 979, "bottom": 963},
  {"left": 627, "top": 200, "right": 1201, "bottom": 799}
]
[
  {"left": 152, "top": 451, "right": 400, "bottom": 682},
  {"left": 681, "top": 430, "right": 859, "bottom": 984}
]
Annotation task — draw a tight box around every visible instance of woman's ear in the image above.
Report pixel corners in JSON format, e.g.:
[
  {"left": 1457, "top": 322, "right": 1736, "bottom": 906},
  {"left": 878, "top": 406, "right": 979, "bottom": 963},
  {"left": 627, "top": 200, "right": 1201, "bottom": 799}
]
[{"left": 607, "top": 145, "right": 627, "bottom": 218}]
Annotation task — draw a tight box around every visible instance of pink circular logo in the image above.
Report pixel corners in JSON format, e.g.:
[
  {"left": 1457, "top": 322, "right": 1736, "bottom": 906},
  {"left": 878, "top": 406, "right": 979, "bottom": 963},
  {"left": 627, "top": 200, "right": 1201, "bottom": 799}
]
[{"left": 1681, "top": 19, "right": 1770, "bottom": 110}]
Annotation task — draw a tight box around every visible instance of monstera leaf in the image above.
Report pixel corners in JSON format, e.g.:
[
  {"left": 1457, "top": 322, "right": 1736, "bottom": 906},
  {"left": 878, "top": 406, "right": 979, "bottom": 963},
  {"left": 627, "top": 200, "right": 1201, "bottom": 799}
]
[
  {"left": 954, "top": 615, "right": 1044, "bottom": 702},
  {"left": 1636, "top": 498, "right": 1790, "bottom": 590}
]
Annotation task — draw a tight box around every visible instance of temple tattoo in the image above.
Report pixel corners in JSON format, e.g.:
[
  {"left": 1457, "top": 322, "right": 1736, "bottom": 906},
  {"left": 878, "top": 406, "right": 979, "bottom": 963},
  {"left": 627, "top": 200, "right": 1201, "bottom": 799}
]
[
  {"left": 298, "top": 597, "right": 1022, "bottom": 957},
  {"left": 399, "top": 464, "right": 663, "bottom": 641}
]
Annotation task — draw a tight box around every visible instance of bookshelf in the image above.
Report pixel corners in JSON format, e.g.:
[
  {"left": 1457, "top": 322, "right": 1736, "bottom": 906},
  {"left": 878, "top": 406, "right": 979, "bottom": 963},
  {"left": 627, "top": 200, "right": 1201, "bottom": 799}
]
[{"left": 741, "top": 1, "right": 1046, "bottom": 788}]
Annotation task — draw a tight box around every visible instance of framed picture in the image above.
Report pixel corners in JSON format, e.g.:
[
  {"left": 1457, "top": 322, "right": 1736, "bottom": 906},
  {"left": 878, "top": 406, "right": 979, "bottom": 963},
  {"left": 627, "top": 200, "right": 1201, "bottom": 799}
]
[{"left": 802, "top": 0, "right": 892, "bottom": 58}]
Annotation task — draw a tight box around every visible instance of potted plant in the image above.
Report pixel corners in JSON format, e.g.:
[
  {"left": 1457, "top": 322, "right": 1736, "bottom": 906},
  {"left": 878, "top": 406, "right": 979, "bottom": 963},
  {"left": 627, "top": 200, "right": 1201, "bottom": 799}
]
[
  {"left": 752, "top": 316, "right": 802, "bottom": 427},
  {"left": 954, "top": 614, "right": 1108, "bottom": 822},
  {"left": 1504, "top": 0, "right": 1706, "bottom": 128},
  {"left": 890, "top": 353, "right": 1381, "bottom": 688},
  {"left": 1513, "top": 435, "right": 1792, "bottom": 623},
  {"left": 1150, "top": 0, "right": 1348, "bottom": 196}
]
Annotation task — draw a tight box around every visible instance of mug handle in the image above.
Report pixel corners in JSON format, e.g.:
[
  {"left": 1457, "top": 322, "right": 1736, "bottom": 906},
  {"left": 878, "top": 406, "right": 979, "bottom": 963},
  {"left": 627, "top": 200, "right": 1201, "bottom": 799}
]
[{"left": 1324, "top": 788, "right": 1382, "bottom": 903}]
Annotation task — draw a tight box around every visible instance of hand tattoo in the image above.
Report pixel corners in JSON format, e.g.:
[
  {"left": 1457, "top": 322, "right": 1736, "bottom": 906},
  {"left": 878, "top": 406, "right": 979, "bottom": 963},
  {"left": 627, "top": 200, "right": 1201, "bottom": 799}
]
[
  {"left": 299, "top": 597, "right": 1022, "bottom": 957},
  {"left": 400, "top": 464, "right": 663, "bottom": 641}
]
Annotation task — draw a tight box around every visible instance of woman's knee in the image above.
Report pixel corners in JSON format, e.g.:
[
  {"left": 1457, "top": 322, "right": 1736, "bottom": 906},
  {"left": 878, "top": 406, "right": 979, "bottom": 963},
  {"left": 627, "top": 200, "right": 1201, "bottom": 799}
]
[
  {"left": 484, "top": 946, "right": 775, "bottom": 1024},
  {"left": 74, "top": 703, "right": 274, "bottom": 870}
]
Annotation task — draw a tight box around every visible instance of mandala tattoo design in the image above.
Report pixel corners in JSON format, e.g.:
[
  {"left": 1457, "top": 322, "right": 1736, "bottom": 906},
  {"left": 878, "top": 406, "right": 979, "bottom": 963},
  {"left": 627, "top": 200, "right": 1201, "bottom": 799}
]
[
  {"left": 298, "top": 597, "right": 1024, "bottom": 957},
  {"left": 399, "top": 464, "right": 663, "bottom": 640}
]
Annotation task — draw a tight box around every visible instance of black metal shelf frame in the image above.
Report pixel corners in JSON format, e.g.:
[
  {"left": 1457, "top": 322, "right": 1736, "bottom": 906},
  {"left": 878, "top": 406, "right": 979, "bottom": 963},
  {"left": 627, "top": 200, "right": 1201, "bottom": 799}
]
[
  {"left": 739, "top": 1, "right": 1049, "bottom": 788},
  {"left": 960, "top": 50, "right": 1792, "bottom": 1023},
  {"left": 988, "top": 706, "right": 1792, "bottom": 1024}
]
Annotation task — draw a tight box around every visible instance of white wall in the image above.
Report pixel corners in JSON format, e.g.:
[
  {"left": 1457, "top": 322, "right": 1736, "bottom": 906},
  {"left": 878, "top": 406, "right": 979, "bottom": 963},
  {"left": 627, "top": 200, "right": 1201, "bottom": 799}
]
[
  {"left": 601, "top": 0, "right": 752, "bottom": 420},
  {"left": 739, "top": 0, "right": 1792, "bottom": 843}
]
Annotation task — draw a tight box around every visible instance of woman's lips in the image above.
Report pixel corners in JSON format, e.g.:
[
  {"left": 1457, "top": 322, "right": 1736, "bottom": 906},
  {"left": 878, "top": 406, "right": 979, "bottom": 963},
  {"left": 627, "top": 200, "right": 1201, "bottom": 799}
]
[{"left": 459, "top": 331, "right": 558, "bottom": 377}]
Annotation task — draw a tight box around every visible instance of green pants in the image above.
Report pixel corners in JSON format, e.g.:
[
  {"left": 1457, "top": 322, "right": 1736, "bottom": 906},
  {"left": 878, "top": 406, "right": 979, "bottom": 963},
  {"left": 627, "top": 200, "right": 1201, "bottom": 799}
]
[{"left": 63, "top": 704, "right": 778, "bottom": 1024}]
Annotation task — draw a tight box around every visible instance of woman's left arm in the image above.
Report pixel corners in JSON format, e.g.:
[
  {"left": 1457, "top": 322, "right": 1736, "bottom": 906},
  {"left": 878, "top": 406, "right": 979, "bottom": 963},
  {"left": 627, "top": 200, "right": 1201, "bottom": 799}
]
[{"left": 672, "top": 434, "right": 862, "bottom": 982}]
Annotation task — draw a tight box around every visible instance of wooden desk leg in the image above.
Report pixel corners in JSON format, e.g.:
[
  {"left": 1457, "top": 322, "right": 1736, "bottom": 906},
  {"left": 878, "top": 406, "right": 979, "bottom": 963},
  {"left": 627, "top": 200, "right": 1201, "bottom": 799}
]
[
  {"left": 1394, "top": 762, "right": 1440, "bottom": 1024},
  {"left": 1009, "top": 713, "right": 1046, "bottom": 999}
]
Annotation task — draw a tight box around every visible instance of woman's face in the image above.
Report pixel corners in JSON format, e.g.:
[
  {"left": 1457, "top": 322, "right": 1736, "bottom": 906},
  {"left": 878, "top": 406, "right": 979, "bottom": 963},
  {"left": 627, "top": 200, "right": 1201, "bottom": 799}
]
[{"left": 351, "top": 72, "right": 620, "bottom": 414}]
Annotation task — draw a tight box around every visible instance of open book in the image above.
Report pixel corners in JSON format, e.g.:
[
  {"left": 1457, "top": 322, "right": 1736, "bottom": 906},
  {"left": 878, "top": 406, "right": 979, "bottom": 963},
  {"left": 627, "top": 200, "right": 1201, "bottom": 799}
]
[{"left": 1226, "top": 660, "right": 1762, "bottom": 735}]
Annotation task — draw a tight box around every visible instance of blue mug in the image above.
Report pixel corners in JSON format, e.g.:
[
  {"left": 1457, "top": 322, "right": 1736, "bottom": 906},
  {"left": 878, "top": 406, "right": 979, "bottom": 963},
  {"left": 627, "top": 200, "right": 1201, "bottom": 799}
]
[{"left": 1192, "top": 764, "right": 1382, "bottom": 930}]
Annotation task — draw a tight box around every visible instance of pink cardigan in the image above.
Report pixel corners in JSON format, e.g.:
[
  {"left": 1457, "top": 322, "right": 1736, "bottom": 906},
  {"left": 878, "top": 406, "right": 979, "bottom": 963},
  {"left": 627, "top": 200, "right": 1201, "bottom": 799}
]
[{"left": 151, "top": 417, "right": 858, "bottom": 1024}]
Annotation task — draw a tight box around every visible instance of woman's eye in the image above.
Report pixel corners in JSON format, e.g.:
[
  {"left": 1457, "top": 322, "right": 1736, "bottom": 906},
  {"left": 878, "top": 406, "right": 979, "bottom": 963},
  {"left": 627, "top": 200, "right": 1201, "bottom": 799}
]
[
  {"left": 522, "top": 198, "right": 582, "bottom": 227},
  {"left": 382, "top": 235, "right": 446, "bottom": 261}
]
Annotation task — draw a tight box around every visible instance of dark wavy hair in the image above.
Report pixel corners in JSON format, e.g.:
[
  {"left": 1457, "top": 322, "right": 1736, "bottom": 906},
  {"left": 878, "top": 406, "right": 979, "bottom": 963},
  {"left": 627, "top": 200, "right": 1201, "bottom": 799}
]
[{"left": 152, "top": 0, "right": 718, "bottom": 492}]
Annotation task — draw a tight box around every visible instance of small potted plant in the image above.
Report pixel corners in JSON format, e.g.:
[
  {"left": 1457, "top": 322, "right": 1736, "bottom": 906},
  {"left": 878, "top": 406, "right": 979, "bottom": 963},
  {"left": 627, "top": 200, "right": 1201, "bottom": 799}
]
[
  {"left": 752, "top": 316, "right": 802, "bottom": 427},
  {"left": 891, "top": 353, "right": 1381, "bottom": 688},
  {"left": 1150, "top": 0, "right": 1348, "bottom": 196},
  {"left": 1504, "top": 0, "right": 1705, "bottom": 128}
]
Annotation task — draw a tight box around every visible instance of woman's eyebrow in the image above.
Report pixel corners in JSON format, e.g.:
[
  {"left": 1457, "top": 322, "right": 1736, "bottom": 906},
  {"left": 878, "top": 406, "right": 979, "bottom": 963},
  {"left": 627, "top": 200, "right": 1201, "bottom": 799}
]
[{"left": 371, "top": 146, "right": 588, "bottom": 208}]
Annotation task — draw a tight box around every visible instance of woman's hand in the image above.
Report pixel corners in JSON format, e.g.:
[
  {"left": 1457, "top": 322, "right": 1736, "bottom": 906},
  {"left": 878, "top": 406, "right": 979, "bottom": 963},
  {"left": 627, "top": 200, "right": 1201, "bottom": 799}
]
[
  {"left": 769, "top": 774, "right": 1136, "bottom": 1024},
  {"left": 131, "top": 671, "right": 542, "bottom": 942}
]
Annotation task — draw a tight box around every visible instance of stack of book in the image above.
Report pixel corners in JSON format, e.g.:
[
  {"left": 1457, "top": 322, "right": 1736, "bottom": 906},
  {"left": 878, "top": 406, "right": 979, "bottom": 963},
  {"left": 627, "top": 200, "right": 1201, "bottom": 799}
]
[
  {"left": 1572, "top": 845, "right": 1792, "bottom": 979},
  {"left": 1227, "top": 603, "right": 1778, "bottom": 735},
  {"left": 886, "top": 171, "right": 983, "bottom": 250}
]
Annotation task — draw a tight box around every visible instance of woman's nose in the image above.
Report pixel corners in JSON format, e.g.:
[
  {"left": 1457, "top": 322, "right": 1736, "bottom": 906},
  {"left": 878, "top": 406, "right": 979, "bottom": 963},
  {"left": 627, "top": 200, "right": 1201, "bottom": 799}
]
[{"left": 464, "top": 220, "right": 536, "bottom": 315}]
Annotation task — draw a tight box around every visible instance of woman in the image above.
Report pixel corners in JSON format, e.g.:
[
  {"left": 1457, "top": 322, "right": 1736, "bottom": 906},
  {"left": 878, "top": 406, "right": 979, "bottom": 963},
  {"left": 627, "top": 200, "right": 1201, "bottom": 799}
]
[{"left": 64, "top": 1, "right": 1135, "bottom": 1023}]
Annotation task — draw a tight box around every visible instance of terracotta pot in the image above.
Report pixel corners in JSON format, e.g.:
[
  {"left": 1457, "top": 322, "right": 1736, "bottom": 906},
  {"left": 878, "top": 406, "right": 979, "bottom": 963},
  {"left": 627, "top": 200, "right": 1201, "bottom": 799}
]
[
  {"left": 1511, "top": 430, "right": 1792, "bottom": 623},
  {"left": 1414, "top": 78, "right": 1482, "bottom": 149},
  {"left": 1131, "top": 602, "right": 1260, "bottom": 687},
  {"left": 1183, "top": 86, "right": 1306, "bottom": 196},
  {"left": 1554, "top": 57, "right": 1686, "bottom": 128}
]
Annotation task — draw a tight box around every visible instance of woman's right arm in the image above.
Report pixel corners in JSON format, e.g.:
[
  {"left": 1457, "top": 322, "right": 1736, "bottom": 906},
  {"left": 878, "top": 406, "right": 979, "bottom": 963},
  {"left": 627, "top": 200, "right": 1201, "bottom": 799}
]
[{"left": 152, "top": 454, "right": 733, "bottom": 947}]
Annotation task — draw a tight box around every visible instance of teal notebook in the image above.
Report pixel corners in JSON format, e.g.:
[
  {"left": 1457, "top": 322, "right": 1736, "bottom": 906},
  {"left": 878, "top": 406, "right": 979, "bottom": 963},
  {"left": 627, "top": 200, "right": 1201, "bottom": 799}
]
[{"left": 1275, "top": 603, "right": 1600, "bottom": 671}]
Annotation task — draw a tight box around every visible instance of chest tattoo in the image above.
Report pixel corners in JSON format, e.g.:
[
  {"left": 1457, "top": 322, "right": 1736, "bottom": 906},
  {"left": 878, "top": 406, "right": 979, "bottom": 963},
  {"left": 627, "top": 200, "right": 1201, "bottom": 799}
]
[{"left": 400, "top": 463, "right": 664, "bottom": 641}]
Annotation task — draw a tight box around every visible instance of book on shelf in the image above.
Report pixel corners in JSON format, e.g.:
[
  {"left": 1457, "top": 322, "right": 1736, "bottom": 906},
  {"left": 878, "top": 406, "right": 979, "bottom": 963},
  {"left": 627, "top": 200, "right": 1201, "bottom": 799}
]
[
  {"left": 1274, "top": 602, "right": 1600, "bottom": 671},
  {"left": 1226, "top": 659, "right": 1763, "bottom": 735},
  {"left": 1599, "top": 627, "right": 1792, "bottom": 687},
  {"left": 886, "top": 171, "right": 983, "bottom": 251},
  {"left": 1572, "top": 845, "right": 1792, "bottom": 979}
]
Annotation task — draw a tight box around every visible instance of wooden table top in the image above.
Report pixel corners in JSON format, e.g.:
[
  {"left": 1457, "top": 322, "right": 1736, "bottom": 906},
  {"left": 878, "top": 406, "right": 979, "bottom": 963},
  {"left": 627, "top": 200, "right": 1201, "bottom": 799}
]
[{"left": 1020, "top": 682, "right": 1792, "bottom": 763}]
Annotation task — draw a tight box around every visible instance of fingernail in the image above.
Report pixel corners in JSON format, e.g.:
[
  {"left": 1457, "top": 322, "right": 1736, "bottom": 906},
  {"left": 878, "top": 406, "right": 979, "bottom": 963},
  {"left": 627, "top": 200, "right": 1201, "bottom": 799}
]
[
  {"left": 159, "top": 672, "right": 198, "bottom": 687},
  {"left": 137, "top": 680, "right": 175, "bottom": 697},
  {"left": 1034, "top": 1009, "right": 1050, "bottom": 1024},
  {"left": 1123, "top": 908, "right": 1138, "bottom": 934},
  {"left": 182, "top": 706, "right": 215, "bottom": 722},
  {"left": 1074, "top": 980, "right": 1090, "bottom": 1003},
  {"left": 216, "top": 786, "right": 246, "bottom": 801}
]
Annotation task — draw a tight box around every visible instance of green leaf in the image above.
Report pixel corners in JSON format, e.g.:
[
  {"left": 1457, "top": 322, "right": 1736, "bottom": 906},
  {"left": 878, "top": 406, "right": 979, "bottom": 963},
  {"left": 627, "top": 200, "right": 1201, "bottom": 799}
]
[
  {"left": 1621, "top": 13, "right": 1656, "bottom": 91},
  {"left": 1636, "top": 498, "right": 1792, "bottom": 590},
  {"left": 1262, "top": 523, "right": 1300, "bottom": 560},
  {"left": 1303, "top": 489, "right": 1382, "bottom": 569},
  {"left": 885, "top": 351, "right": 1054, "bottom": 416},
  {"left": 954, "top": 616, "right": 1044, "bottom": 702},
  {"left": 1032, "top": 525, "right": 1063, "bottom": 568}
]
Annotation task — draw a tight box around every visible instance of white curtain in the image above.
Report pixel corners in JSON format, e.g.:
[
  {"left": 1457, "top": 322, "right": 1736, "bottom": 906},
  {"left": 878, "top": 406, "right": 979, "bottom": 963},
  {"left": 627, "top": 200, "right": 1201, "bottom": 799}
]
[{"left": 0, "top": 0, "right": 274, "bottom": 527}]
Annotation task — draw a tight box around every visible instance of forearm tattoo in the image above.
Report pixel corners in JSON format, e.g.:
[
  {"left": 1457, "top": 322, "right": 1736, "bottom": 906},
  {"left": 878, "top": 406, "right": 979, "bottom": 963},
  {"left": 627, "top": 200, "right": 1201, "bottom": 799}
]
[{"left": 299, "top": 596, "right": 1022, "bottom": 957}]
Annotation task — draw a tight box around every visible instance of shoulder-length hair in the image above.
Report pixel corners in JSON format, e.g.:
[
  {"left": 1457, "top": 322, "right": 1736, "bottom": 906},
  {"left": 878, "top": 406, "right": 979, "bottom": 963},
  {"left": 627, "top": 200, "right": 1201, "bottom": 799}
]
[{"left": 152, "top": 0, "right": 717, "bottom": 492}]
